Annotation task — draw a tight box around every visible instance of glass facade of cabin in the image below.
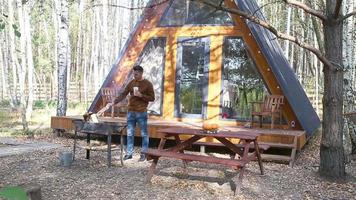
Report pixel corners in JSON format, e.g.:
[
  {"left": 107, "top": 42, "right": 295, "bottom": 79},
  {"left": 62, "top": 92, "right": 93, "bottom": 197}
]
[{"left": 132, "top": 0, "right": 271, "bottom": 122}]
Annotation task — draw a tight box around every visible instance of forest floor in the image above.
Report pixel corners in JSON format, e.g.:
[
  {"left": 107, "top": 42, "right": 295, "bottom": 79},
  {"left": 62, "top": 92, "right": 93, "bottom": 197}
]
[{"left": 0, "top": 131, "right": 355, "bottom": 200}]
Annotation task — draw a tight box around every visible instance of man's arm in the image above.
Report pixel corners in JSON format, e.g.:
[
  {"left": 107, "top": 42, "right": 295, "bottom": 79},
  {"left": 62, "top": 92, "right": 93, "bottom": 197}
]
[
  {"left": 113, "top": 93, "right": 127, "bottom": 105},
  {"left": 112, "top": 82, "right": 131, "bottom": 104},
  {"left": 141, "top": 81, "right": 155, "bottom": 102}
]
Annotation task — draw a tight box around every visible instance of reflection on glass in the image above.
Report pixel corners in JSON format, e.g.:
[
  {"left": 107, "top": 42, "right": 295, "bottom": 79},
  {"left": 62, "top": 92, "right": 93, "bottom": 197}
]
[
  {"left": 221, "top": 37, "right": 267, "bottom": 120},
  {"left": 176, "top": 38, "right": 209, "bottom": 116},
  {"left": 160, "top": 0, "right": 233, "bottom": 26},
  {"left": 135, "top": 38, "right": 166, "bottom": 115}
]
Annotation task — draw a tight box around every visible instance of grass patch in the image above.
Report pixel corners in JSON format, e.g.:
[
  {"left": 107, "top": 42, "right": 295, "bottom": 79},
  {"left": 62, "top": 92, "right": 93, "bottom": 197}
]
[
  {"left": 0, "top": 101, "right": 90, "bottom": 137},
  {"left": 0, "top": 110, "right": 21, "bottom": 128},
  {"left": 0, "top": 186, "right": 27, "bottom": 200}
]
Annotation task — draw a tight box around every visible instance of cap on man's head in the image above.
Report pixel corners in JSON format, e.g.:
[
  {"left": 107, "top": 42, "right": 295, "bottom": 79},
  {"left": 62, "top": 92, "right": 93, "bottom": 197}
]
[{"left": 133, "top": 65, "right": 144, "bottom": 72}]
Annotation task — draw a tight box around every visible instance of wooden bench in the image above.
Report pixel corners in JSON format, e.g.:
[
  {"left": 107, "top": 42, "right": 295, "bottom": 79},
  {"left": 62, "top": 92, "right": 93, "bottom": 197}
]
[
  {"left": 145, "top": 149, "right": 248, "bottom": 170},
  {"left": 145, "top": 148, "right": 249, "bottom": 194}
]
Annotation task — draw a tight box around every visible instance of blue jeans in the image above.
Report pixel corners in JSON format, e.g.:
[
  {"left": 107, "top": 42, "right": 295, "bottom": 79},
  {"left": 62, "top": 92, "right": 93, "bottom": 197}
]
[{"left": 126, "top": 111, "right": 149, "bottom": 156}]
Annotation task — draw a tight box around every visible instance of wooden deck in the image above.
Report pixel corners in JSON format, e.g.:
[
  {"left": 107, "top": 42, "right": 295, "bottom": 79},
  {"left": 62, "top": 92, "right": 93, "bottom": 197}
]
[{"left": 51, "top": 115, "right": 306, "bottom": 150}]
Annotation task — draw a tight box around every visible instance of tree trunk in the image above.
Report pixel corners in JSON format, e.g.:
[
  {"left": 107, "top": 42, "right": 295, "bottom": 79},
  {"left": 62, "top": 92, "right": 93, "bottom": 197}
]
[
  {"left": 16, "top": 0, "right": 29, "bottom": 131},
  {"left": 115, "top": 0, "right": 123, "bottom": 57},
  {"left": 75, "top": 0, "right": 85, "bottom": 95},
  {"left": 284, "top": 7, "right": 292, "bottom": 61},
  {"left": 52, "top": 0, "right": 59, "bottom": 101},
  {"left": 83, "top": 56, "right": 88, "bottom": 103},
  {"left": 101, "top": 0, "right": 108, "bottom": 77},
  {"left": 7, "top": 0, "right": 19, "bottom": 109},
  {"left": 129, "top": 0, "right": 135, "bottom": 31},
  {"left": 319, "top": 0, "right": 345, "bottom": 179},
  {"left": 306, "top": 0, "right": 324, "bottom": 52},
  {"left": 24, "top": 2, "right": 34, "bottom": 122},
  {"left": 0, "top": 31, "right": 6, "bottom": 100},
  {"left": 342, "top": 0, "right": 356, "bottom": 155},
  {"left": 56, "top": 0, "right": 70, "bottom": 117},
  {"left": 314, "top": 53, "right": 320, "bottom": 116},
  {"left": 93, "top": 7, "right": 100, "bottom": 92}
]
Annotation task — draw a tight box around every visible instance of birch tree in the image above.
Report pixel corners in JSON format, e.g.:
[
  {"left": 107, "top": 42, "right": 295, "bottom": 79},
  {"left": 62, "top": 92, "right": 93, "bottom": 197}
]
[
  {"left": 0, "top": 31, "right": 6, "bottom": 101},
  {"left": 56, "top": 0, "right": 70, "bottom": 116},
  {"left": 23, "top": 1, "right": 34, "bottom": 122},
  {"left": 16, "top": 0, "right": 30, "bottom": 131},
  {"left": 7, "top": 0, "right": 19, "bottom": 109},
  {"left": 343, "top": 0, "right": 356, "bottom": 156}
]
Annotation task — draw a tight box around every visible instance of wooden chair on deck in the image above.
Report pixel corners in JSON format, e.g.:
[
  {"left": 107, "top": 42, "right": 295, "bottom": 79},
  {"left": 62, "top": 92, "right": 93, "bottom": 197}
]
[
  {"left": 251, "top": 95, "right": 284, "bottom": 129},
  {"left": 101, "top": 87, "right": 126, "bottom": 118}
]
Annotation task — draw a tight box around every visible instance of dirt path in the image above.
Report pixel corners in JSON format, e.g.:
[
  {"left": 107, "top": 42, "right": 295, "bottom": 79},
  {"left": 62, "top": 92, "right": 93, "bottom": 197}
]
[
  {"left": 0, "top": 137, "right": 62, "bottom": 157},
  {"left": 0, "top": 136, "right": 355, "bottom": 200}
]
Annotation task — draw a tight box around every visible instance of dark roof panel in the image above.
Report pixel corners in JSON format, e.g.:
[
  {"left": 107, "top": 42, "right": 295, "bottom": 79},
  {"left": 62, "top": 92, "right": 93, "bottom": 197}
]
[{"left": 235, "top": 0, "right": 320, "bottom": 135}]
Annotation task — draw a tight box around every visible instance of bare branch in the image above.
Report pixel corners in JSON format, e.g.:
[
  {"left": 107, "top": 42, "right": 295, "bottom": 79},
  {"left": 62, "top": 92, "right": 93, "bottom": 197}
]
[
  {"left": 86, "top": 0, "right": 169, "bottom": 12},
  {"left": 281, "top": 0, "right": 327, "bottom": 21},
  {"left": 341, "top": 10, "right": 356, "bottom": 21},
  {"left": 197, "top": 0, "right": 334, "bottom": 70},
  {"left": 252, "top": 0, "right": 283, "bottom": 16},
  {"left": 334, "top": 0, "right": 343, "bottom": 18}
]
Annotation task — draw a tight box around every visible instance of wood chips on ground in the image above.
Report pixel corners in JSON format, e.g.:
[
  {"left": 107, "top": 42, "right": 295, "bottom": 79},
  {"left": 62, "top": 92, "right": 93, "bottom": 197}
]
[{"left": 0, "top": 134, "right": 355, "bottom": 200}]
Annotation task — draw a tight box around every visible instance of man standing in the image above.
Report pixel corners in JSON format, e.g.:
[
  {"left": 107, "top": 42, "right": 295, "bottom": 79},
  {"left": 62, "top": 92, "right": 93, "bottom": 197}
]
[{"left": 111, "top": 65, "right": 155, "bottom": 161}]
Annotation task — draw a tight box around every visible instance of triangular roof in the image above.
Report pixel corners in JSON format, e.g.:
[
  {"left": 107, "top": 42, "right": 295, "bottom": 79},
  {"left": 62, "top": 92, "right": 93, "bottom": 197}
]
[
  {"left": 89, "top": 0, "right": 320, "bottom": 136},
  {"left": 235, "top": 0, "right": 320, "bottom": 135}
]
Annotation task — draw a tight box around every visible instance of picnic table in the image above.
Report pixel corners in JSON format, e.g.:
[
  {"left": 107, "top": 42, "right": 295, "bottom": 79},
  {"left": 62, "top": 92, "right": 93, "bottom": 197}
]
[
  {"left": 72, "top": 119, "right": 127, "bottom": 167},
  {"left": 144, "top": 127, "right": 268, "bottom": 195}
]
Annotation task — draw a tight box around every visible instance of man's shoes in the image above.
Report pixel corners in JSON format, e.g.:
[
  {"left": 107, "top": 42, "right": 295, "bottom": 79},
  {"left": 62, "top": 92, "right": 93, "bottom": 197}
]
[
  {"left": 123, "top": 155, "right": 132, "bottom": 160},
  {"left": 138, "top": 154, "right": 146, "bottom": 162}
]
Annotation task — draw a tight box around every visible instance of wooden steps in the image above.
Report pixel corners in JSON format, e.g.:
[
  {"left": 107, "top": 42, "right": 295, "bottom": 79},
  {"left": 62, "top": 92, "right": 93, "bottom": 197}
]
[
  {"left": 193, "top": 141, "right": 270, "bottom": 151},
  {"left": 261, "top": 154, "right": 292, "bottom": 162},
  {"left": 194, "top": 135, "right": 298, "bottom": 167}
]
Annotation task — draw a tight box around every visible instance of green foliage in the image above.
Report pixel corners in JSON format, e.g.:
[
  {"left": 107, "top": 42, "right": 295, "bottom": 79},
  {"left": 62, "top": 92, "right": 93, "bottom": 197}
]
[
  {"left": 47, "top": 100, "right": 57, "bottom": 108},
  {"left": 33, "top": 100, "right": 60, "bottom": 109},
  {"left": 34, "top": 100, "right": 47, "bottom": 109},
  {"left": 0, "top": 100, "right": 10, "bottom": 107},
  {"left": 32, "top": 100, "right": 87, "bottom": 111},
  {"left": 0, "top": 22, "right": 5, "bottom": 32},
  {"left": 0, "top": 18, "right": 4, "bottom": 31},
  {"left": 180, "top": 85, "right": 202, "bottom": 114},
  {"left": 12, "top": 24, "right": 21, "bottom": 37},
  {"left": 0, "top": 186, "right": 27, "bottom": 200}
]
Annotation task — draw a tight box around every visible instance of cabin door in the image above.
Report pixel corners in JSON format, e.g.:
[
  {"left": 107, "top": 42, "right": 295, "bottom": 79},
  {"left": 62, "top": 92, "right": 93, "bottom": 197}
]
[{"left": 174, "top": 37, "right": 210, "bottom": 119}]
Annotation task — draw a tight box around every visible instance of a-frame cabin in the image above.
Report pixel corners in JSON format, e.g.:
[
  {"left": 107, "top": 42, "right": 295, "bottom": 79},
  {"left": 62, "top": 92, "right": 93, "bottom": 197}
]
[{"left": 51, "top": 0, "right": 320, "bottom": 151}]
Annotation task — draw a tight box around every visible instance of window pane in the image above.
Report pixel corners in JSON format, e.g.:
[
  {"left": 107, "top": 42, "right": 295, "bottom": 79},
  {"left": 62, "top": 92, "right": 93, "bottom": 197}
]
[
  {"left": 221, "top": 37, "right": 267, "bottom": 120},
  {"left": 136, "top": 38, "right": 166, "bottom": 115},
  {"left": 159, "top": 0, "right": 233, "bottom": 26},
  {"left": 176, "top": 37, "right": 210, "bottom": 117},
  {"left": 181, "top": 41, "right": 205, "bottom": 114}
]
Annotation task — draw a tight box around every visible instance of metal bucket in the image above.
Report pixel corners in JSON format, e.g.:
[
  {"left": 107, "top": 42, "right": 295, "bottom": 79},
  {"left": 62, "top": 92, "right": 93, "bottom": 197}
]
[{"left": 59, "top": 152, "right": 73, "bottom": 167}]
